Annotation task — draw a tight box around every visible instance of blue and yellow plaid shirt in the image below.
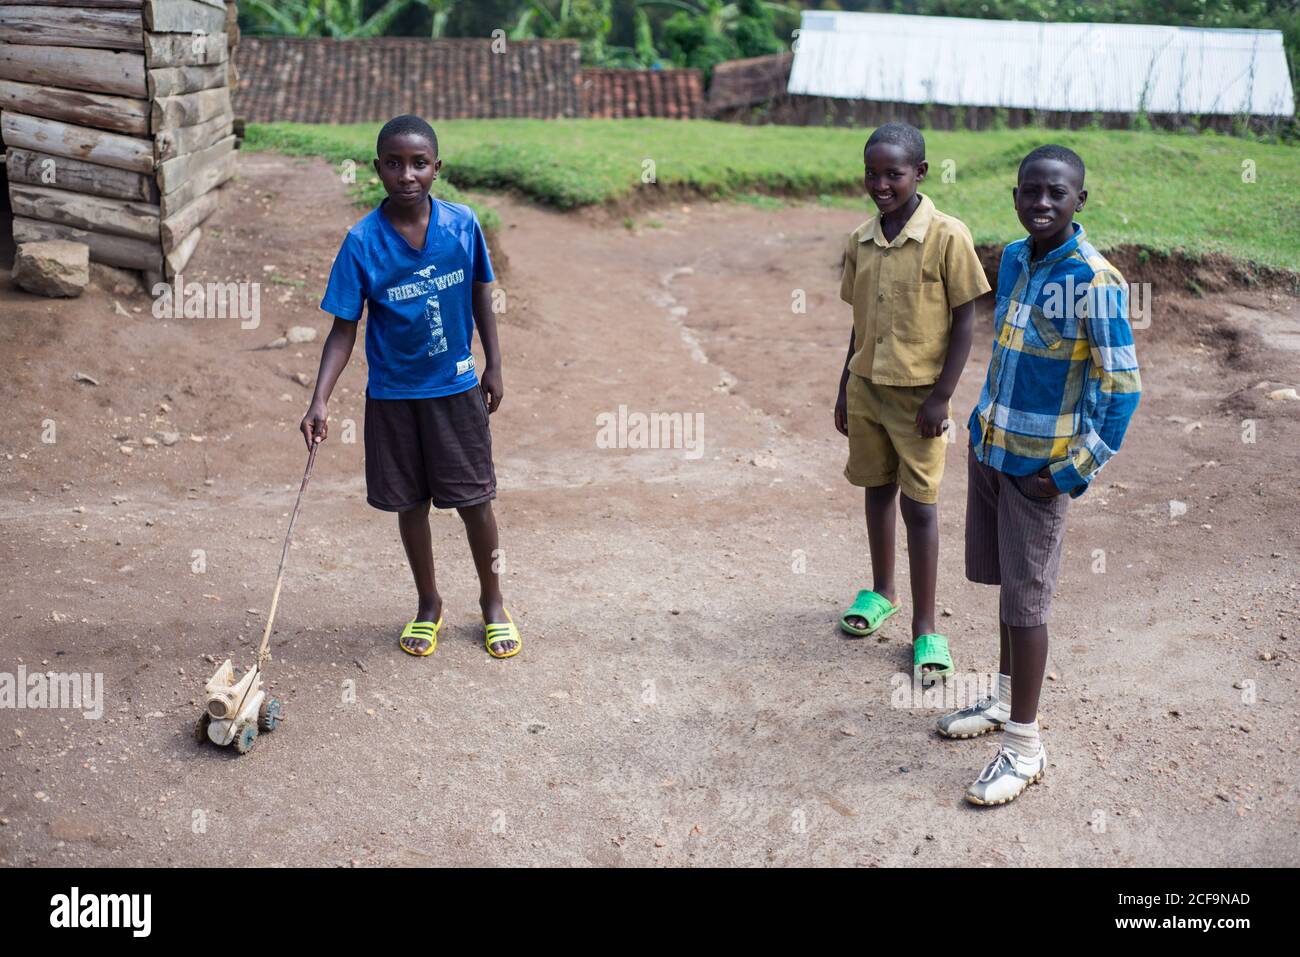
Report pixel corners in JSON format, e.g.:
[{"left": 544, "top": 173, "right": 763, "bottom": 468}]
[{"left": 969, "top": 225, "right": 1140, "bottom": 497}]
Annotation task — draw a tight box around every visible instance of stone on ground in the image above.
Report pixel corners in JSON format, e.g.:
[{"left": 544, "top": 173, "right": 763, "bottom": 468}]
[{"left": 13, "top": 241, "right": 90, "bottom": 298}]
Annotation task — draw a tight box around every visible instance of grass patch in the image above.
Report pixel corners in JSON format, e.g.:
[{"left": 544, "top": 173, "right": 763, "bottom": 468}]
[
  {"left": 244, "top": 124, "right": 500, "bottom": 232},
  {"left": 246, "top": 120, "right": 1300, "bottom": 269}
]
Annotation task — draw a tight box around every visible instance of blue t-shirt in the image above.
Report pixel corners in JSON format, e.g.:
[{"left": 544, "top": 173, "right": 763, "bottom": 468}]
[{"left": 320, "top": 196, "right": 495, "bottom": 399}]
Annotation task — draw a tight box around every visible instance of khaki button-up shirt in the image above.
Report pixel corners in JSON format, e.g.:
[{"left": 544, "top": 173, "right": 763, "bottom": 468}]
[{"left": 839, "top": 194, "right": 991, "bottom": 386}]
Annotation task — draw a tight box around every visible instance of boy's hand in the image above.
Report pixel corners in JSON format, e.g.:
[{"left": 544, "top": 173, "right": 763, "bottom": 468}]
[
  {"left": 300, "top": 399, "right": 328, "bottom": 449},
  {"left": 834, "top": 385, "right": 849, "bottom": 436},
  {"left": 480, "top": 366, "right": 504, "bottom": 413},
  {"left": 915, "top": 393, "right": 950, "bottom": 439},
  {"left": 1026, "top": 468, "right": 1062, "bottom": 498}
]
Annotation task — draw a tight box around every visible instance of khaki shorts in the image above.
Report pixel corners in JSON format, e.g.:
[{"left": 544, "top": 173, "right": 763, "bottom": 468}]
[{"left": 843, "top": 373, "right": 949, "bottom": 504}]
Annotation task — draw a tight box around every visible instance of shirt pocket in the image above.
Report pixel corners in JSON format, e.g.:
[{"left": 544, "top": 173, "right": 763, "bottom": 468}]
[
  {"left": 892, "top": 280, "right": 948, "bottom": 342},
  {"left": 1026, "top": 304, "right": 1064, "bottom": 351}
]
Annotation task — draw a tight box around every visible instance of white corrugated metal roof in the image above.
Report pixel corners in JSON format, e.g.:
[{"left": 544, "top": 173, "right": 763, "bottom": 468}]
[{"left": 788, "top": 11, "right": 1295, "bottom": 117}]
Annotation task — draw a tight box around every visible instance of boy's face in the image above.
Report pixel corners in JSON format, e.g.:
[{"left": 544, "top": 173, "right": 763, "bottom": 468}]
[
  {"left": 1013, "top": 158, "right": 1086, "bottom": 246},
  {"left": 373, "top": 132, "right": 441, "bottom": 208},
  {"left": 864, "top": 142, "right": 926, "bottom": 215}
]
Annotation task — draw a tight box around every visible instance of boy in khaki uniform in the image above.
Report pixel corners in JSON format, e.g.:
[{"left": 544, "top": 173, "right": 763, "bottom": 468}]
[{"left": 834, "top": 123, "right": 990, "bottom": 683}]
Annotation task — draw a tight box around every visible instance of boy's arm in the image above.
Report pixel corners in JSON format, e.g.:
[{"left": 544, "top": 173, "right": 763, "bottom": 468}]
[
  {"left": 472, "top": 281, "right": 503, "bottom": 412},
  {"left": 834, "top": 232, "right": 859, "bottom": 436},
  {"left": 915, "top": 299, "right": 976, "bottom": 438},
  {"left": 834, "top": 327, "right": 856, "bottom": 436},
  {"left": 916, "top": 227, "right": 991, "bottom": 437},
  {"left": 300, "top": 316, "right": 358, "bottom": 449},
  {"left": 1048, "top": 277, "right": 1141, "bottom": 495}
]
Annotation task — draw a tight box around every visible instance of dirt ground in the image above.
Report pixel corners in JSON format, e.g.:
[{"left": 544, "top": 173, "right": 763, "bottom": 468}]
[{"left": 1, "top": 151, "right": 1298, "bottom": 867}]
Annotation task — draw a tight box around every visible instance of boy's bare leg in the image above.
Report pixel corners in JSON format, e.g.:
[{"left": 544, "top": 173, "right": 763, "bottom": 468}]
[
  {"left": 457, "top": 501, "right": 515, "bottom": 654},
  {"left": 1007, "top": 623, "right": 1048, "bottom": 723},
  {"left": 998, "top": 616, "right": 1012, "bottom": 676},
  {"left": 898, "top": 494, "right": 937, "bottom": 638},
  {"left": 398, "top": 501, "right": 442, "bottom": 653},
  {"left": 899, "top": 494, "right": 942, "bottom": 674},
  {"left": 845, "top": 483, "right": 899, "bottom": 630}
]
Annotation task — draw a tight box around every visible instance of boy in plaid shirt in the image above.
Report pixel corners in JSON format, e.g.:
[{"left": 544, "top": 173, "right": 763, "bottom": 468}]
[{"left": 938, "top": 145, "right": 1141, "bottom": 805}]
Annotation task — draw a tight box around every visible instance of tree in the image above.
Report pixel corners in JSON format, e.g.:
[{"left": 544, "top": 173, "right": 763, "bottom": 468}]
[
  {"left": 647, "top": 0, "right": 792, "bottom": 79},
  {"left": 510, "top": 0, "right": 615, "bottom": 64},
  {"left": 241, "top": 0, "right": 420, "bottom": 37}
]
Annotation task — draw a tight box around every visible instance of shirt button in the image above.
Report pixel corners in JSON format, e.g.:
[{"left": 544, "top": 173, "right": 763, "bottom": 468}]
[
  {"left": 877, "top": 292, "right": 885, "bottom": 301},
  {"left": 883, "top": 248, "right": 891, "bottom": 257},
  {"left": 876, "top": 336, "right": 883, "bottom": 343}
]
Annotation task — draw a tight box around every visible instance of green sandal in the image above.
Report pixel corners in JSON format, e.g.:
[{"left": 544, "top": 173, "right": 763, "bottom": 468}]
[
  {"left": 913, "top": 633, "right": 954, "bottom": 685},
  {"left": 840, "top": 589, "right": 900, "bottom": 637}
]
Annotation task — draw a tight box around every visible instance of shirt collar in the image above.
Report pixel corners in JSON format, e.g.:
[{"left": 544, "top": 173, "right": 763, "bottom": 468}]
[
  {"left": 862, "top": 193, "right": 935, "bottom": 247},
  {"left": 1020, "top": 222, "right": 1084, "bottom": 266}
]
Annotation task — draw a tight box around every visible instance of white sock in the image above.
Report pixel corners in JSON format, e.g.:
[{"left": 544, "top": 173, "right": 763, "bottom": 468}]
[
  {"left": 989, "top": 673, "right": 1012, "bottom": 720},
  {"left": 1003, "top": 719, "right": 1041, "bottom": 756}
]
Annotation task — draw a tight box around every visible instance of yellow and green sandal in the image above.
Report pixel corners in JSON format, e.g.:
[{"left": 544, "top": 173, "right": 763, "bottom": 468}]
[
  {"left": 483, "top": 610, "right": 521, "bottom": 659},
  {"left": 399, "top": 617, "right": 442, "bottom": 657},
  {"left": 840, "top": 589, "right": 901, "bottom": 637}
]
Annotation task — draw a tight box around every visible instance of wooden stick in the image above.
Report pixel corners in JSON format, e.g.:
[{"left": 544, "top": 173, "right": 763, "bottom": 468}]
[{"left": 257, "top": 442, "right": 318, "bottom": 667}]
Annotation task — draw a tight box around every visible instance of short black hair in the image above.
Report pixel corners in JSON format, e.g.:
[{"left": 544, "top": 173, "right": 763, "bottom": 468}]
[
  {"left": 1018, "top": 144, "right": 1085, "bottom": 187},
  {"left": 865, "top": 123, "right": 925, "bottom": 166},
  {"left": 377, "top": 114, "right": 438, "bottom": 157}
]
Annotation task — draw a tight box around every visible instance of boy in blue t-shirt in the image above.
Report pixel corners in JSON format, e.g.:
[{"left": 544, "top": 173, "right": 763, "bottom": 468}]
[{"left": 300, "top": 114, "right": 520, "bottom": 660}]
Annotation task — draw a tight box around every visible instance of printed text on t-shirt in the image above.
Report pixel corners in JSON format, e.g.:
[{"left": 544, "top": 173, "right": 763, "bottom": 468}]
[{"left": 386, "top": 268, "right": 467, "bottom": 302}]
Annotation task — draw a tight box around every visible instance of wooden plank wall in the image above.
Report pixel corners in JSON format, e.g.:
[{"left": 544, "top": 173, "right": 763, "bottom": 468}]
[{"left": 0, "top": 0, "right": 239, "bottom": 280}]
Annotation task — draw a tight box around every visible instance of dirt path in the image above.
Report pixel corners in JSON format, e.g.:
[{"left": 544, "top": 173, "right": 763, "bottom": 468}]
[{"left": 1, "top": 152, "right": 1298, "bottom": 866}]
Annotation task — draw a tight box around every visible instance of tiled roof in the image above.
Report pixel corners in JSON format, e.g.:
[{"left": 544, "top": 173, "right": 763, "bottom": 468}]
[
  {"left": 708, "top": 53, "right": 792, "bottom": 112},
  {"left": 578, "top": 67, "right": 704, "bottom": 119},
  {"left": 234, "top": 37, "right": 583, "bottom": 122}
]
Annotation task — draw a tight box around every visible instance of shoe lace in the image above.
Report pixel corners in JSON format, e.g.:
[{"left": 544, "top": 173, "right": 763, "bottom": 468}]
[{"left": 977, "top": 745, "right": 1018, "bottom": 783}]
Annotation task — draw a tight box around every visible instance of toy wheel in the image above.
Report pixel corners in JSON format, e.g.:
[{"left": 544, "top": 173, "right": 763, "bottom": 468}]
[
  {"left": 195, "top": 712, "right": 211, "bottom": 743},
  {"left": 259, "top": 696, "right": 283, "bottom": 732},
  {"left": 232, "top": 722, "right": 258, "bottom": 754}
]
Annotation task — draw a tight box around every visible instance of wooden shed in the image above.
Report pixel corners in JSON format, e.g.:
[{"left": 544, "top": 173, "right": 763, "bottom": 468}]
[{"left": 0, "top": 0, "right": 241, "bottom": 284}]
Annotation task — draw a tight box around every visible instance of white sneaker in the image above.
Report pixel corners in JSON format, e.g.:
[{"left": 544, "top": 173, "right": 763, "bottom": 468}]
[
  {"left": 936, "top": 695, "right": 1007, "bottom": 739},
  {"left": 965, "top": 743, "right": 1045, "bottom": 806}
]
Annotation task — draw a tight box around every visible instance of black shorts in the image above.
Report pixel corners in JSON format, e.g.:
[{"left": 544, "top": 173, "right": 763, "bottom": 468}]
[{"left": 364, "top": 385, "right": 497, "bottom": 512}]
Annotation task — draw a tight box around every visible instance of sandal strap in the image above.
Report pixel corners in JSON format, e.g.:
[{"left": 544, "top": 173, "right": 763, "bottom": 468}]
[
  {"left": 844, "top": 589, "right": 895, "bottom": 625},
  {"left": 914, "top": 633, "right": 953, "bottom": 668},
  {"left": 401, "top": 619, "right": 442, "bottom": 639},
  {"left": 484, "top": 612, "right": 519, "bottom": 649}
]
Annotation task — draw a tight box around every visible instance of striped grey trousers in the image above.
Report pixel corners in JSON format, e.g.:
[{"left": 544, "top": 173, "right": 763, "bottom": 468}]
[{"left": 964, "top": 452, "right": 1070, "bottom": 628}]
